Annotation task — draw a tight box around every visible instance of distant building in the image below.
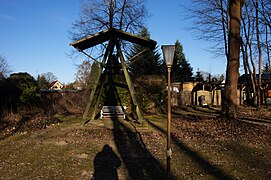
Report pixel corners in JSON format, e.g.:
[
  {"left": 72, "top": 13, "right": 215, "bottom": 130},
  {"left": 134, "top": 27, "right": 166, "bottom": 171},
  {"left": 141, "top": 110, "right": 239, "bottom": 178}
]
[
  {"left": 49, "top": 80, "right": 64, "bottom": 90},
  {"left": 238, "top": 74, "right": 271, "bottom": 105}
]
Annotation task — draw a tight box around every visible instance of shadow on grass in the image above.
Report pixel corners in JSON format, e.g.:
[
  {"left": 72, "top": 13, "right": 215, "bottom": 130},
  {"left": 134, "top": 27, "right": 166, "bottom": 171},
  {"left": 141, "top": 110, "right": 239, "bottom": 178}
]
[
  {"left": 111, "top": 117, "right": 171, "bottom": 179},
  {"left": 191, "top": 106, "right": 220, "bottom": 113},
  {"left": 172, "top": 106, "right": 220, "bottom": 120},
  {"left": 237, "top": 117, "right": 271, "bottom": 125},
  {"left": 146, "top": 119, "right": 233, "bottom": 180},
  {"left": 93, "top": 144, "right": 122, "bottom": 180},
  {"left": 172, "top": 109, "right": 219, "bottom": 121},
  {"left": 224, "top": 142, "right": 271, "bottom": 178}
]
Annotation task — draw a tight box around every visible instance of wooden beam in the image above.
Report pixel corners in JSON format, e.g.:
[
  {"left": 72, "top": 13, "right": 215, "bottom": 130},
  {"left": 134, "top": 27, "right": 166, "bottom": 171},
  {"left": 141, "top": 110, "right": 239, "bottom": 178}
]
[
  {"left": 116, "top": 41, "right": 143, "bottom": 123},
  {"left": 90, "top": 74, "right": 107, "bottom": 121},
  {"left": 127, "top": 48, "right": 149, "bottom": 65},
  {"left": 82, "top": 40, "right": 113, "bottom": 121},
  {"left": 70, "top": 28, "right": 156, "bottom": 51}
]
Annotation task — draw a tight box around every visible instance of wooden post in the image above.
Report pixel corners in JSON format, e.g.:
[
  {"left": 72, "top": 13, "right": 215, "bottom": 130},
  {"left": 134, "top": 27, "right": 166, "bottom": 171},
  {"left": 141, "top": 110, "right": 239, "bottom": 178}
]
[
  {"left": 82, "top": 40, "right": 113, "bottom": 121},
  {"left": 82, "top": 62, "right": 103, "bottom": 120},
  {"left": 90, "top": 74, "right": 107, "bottom": 120},
  {"left": 116, "top": 41, "right": 143, "bottom": 123},
  {"left": 167, "top": 66, "right": 172, "bottom": 178}
]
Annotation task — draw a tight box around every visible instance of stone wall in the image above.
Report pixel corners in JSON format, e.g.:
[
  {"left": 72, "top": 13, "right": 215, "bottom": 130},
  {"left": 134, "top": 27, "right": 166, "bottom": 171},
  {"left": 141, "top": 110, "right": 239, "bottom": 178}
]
[{"left": 212, "top": 90, "right": 222, "bottom": 106}]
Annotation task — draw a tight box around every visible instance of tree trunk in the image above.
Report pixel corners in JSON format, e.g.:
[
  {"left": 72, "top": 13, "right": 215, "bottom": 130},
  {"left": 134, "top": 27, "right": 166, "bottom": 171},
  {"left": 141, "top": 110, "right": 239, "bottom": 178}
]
[
  {"left": 119, "top": 0, "right": 127, "bottom": 29},
  {"left": 218, "top": 0, "right": 228, "bottom": 58},
  {"left": 255, "top": 0, "right": 262, "bottom": 107},
  {"left": 262, "top": 1, "right": 271, "bottom": 68},
  {"left": 109, "top": 0, "right": 114, "bottom": 29},
  {"left": 248, "top": 29, "right": 258, "bottom": 105},
  {"left": 241, "top": 5, "right": 256, "bottom": 104},
  {"left": 266, "top": 25, "right": 270, "bottom": 68},
  {"left": 221, "top": 0, "right": 242, "bottom": 120}
]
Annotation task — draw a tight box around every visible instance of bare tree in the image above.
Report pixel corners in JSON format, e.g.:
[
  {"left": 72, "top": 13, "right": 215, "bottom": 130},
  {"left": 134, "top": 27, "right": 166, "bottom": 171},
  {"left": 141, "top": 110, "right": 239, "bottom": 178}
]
[
  {"left": 41, "top": 72, "right": 58, "bottom": 83},
  {"left": 69, "top": 0, "right": 149, "bottom": 75},
  {"left": 75, "top": 60, "right": 100, "bottom": 89},
  {"left": 186, "top": 0, "right": 271, "bottom": 108},
  {"left": 241, "top": 3, "right": 257, "bottom": 104},
  {"left": 70, "top": 0, "right": 148, "bottom": 40},
  {"left": 260, "top": 0, "right": 271, "bottom": 68},
  {"left": 241, "top": 0, "right": 258, "bottom": 105},
  {"left": 0, "top": 54, "right": 12, "bottom": 78},
  {"left": 259, "top": 0, "right": 271, "bottom": 30},
  {"left": 185, "top": 0, "right": 242, "bottom": 118},
  {"left": 185, "top": 0, "right": 229, "bottom": 58},
  {"left": 239, "top": 0, "right": 271, "bottom": 106},
  {"left": 254, "top": 0, "right": 263, "bottom": 107}
]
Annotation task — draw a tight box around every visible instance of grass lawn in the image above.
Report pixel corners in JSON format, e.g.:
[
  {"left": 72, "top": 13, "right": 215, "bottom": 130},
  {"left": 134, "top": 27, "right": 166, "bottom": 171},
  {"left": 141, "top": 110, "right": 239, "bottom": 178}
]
[{"left": 0, "top": 107, "right": 270, "bottom": 179}]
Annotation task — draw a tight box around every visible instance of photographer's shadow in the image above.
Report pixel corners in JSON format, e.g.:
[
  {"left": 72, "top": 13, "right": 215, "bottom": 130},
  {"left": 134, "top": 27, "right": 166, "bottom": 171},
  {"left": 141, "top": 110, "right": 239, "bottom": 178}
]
[{"left": 93, "top": 144, "right": 121, "bottom": 180}]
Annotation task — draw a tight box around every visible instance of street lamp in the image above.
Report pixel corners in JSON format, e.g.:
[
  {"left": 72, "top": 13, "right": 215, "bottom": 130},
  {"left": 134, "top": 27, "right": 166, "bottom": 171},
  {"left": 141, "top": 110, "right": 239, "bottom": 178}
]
[{"left": 161, "top": 45, "right": 175, "bottom": 178}]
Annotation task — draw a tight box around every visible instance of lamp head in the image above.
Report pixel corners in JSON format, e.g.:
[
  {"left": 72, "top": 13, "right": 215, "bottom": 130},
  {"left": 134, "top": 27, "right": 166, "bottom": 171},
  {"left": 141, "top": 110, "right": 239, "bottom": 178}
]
[{"left": 162, "top": 45, "right": 175, "bottom": 67}]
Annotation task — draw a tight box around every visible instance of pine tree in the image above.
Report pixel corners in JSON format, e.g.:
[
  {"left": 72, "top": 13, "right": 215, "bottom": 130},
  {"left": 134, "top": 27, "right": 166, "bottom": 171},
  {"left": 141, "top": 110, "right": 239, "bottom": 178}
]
[
  {"left": 171, "top": 40, "right": 193, "bottom": 82},
  {"left": 127, "top": 27, "right": 163, "bottom": 76},
  {"left": 195, "top": 68, "right": 204, "bottom": 82},
  {"left": 37, "top": 75, "right": 49, "bottom": 90},
  {"left": 263, "top": 62, "right": 271, "bottom": 74}
]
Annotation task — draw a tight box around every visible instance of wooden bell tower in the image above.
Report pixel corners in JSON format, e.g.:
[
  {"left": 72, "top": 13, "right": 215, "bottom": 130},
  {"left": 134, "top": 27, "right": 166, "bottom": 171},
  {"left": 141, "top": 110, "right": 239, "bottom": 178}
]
[{"left": 70, "top": 28, "right": 156, "bottom": 123}]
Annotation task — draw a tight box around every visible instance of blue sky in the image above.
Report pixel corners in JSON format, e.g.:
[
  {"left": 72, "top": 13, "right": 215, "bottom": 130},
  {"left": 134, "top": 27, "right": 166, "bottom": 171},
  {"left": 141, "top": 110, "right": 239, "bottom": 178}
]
[{"left": 0, "top": 0, "right": 226, "bottom": 83}]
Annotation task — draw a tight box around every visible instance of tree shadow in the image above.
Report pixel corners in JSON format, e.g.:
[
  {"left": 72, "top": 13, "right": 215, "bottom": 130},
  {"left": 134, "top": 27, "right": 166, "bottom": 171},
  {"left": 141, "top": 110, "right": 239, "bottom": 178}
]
[
  {"left": 224, "top": 142, "right": 271, "bottom": 178},
  {"left": 191, "top": 106, "right": 220, "bottom": 113},
  {"left": 93, "top": 144, "right": 122, "bottom": 180},
  {"left": 237, "top": 117, "right": 271, "bottom": 125},
  {"left": 111, "top": 117, "right": 171, "bottom": 179},
  {"left": 172, "top": 106, "right": 219, "bottom": 120},
  {"left": 146, "top": 119, "right": 233, "bottom": 180}
]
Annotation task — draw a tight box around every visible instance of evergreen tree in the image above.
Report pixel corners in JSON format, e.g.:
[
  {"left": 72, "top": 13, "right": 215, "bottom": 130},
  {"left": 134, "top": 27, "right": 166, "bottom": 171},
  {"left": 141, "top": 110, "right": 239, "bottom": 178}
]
[
  {"left": 171, "top": 40, "right": 193, "bottom": 82},
  {"left": 195, "top": 68, "right": 204, "bottom": 82},
  {"left": 263, "top": 62, "right": 271, "bottom": 74},
  {"left": 37, "top": 74, "right": 49, "bottom": 90},
  {"left": 8, "top": 72, "right": 41, "bottom": 106},
  {"left": 8, "top": 72, "right": 37, "bottom": 91},
  {"left": 127, "top": 27, "right": 163, "bottom": 76}
]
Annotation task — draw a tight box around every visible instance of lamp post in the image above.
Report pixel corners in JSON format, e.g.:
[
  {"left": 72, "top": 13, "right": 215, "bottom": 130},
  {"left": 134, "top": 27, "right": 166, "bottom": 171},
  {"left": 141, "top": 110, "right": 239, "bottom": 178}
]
[{"left": 162, "top": 45, "right": 175, "bottom": 178}]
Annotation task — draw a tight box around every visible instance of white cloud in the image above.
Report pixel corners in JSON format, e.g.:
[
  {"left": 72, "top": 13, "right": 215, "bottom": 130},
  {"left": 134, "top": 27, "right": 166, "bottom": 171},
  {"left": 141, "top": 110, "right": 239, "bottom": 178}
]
[
  {"left": 0, "top": 14, "right": 15, "bottom": 21},
  {"left": 40, "top": 11, "right": 69, "bottom": 24}
]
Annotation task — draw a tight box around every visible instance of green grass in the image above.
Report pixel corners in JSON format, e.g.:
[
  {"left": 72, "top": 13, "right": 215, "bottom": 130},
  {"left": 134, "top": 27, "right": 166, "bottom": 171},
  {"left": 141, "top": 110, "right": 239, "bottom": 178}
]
[{"left": 0, "top": 112, "right": 270, "bottom": 179}]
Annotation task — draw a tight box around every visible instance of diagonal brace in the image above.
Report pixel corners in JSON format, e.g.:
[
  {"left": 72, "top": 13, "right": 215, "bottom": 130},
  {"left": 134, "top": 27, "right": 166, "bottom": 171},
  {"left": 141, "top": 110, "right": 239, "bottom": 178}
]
[{"left": 116, "top": 41, "right": 143, "bottom": 123}]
